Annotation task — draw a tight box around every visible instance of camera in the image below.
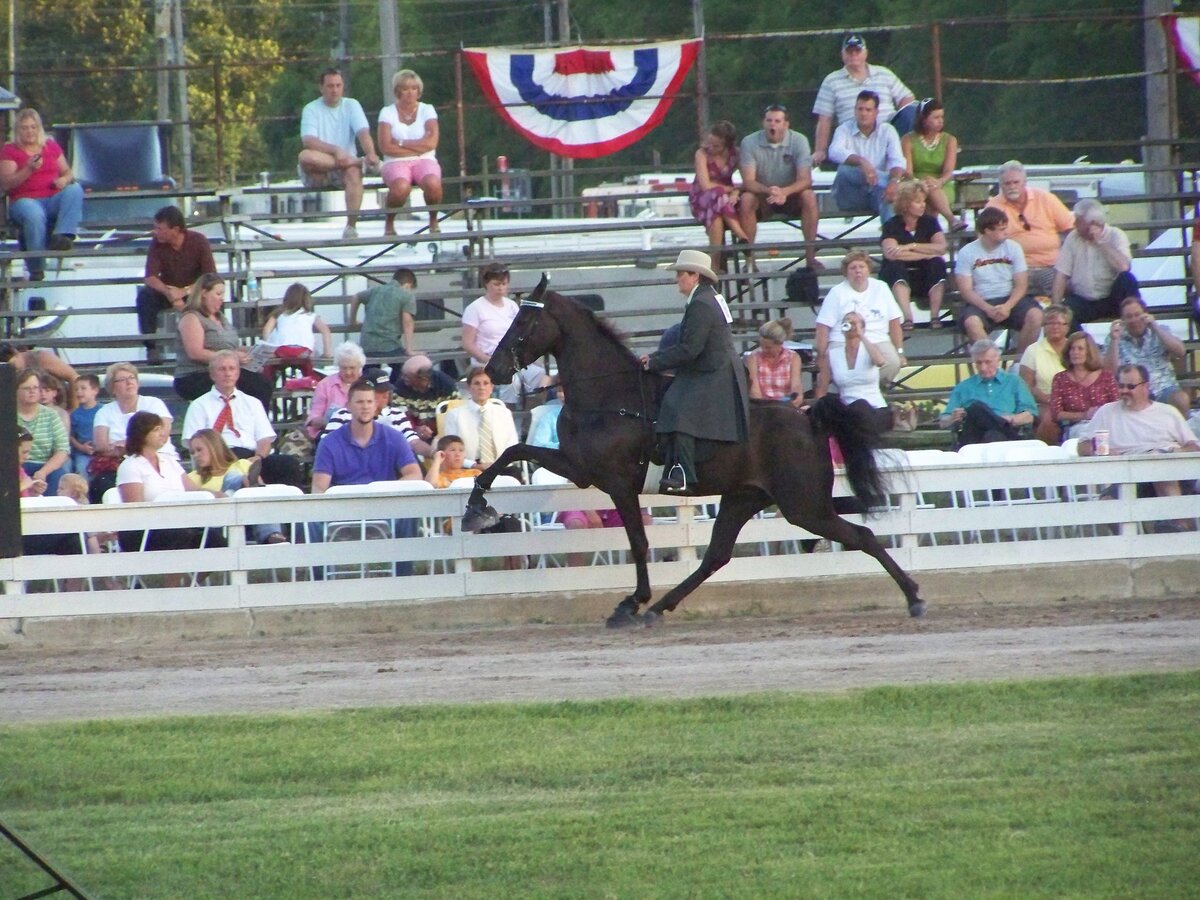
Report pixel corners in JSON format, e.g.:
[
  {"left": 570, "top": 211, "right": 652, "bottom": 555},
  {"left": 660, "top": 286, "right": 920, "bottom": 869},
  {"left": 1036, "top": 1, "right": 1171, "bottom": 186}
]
[{"left": 840, "top": 321, "right": 854, "bottom": 332}]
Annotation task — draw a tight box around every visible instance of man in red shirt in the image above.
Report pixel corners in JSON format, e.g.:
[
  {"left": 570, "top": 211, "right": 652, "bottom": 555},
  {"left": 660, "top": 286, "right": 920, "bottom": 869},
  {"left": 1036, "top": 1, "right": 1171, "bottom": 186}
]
[{"left": 137, "top": 205, "right": 217, "bottom": 363}]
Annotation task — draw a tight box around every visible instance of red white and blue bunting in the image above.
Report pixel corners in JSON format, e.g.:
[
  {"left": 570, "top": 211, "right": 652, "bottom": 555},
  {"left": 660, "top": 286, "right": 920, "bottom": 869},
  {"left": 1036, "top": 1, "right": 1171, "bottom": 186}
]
[
  {"left": 1165, "top": 14, "right": 1200, "bottom": 86},
  {"left": 464, "top": 39, "right": 701, "bottom": 158}
]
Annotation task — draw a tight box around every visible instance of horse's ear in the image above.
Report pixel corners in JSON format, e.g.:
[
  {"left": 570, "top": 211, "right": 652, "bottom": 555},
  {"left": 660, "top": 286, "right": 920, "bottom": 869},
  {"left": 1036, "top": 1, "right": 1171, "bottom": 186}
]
[{"left": 528, "top": 273, "right": 550, "bottom": 303}]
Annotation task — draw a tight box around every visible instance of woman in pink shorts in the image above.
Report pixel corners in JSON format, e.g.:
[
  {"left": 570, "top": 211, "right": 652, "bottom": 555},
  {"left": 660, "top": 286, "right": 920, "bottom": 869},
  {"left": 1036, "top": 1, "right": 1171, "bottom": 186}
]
[{"left": 377, "top": 68, "right": 444, "bottom": 235}]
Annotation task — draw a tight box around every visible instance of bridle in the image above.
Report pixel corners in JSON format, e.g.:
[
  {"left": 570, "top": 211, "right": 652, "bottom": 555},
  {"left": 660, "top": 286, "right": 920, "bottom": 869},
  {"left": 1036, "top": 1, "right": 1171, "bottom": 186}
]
[{"left": 509, "top": 298, "right": 657, "bottom": 433}]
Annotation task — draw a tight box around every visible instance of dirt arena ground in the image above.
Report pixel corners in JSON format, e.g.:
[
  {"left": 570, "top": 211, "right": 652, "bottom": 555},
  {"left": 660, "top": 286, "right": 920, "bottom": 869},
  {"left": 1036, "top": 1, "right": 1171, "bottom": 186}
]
[{"left": 3, "top": 590, "right": 1198, "bottom": 723}]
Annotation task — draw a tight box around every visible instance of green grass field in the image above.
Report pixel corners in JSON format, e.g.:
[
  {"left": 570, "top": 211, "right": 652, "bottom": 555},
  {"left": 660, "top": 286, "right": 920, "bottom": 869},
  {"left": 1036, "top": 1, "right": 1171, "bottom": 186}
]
[{"left": 2, "top": 673, "right": 1198, "bottom": 898}]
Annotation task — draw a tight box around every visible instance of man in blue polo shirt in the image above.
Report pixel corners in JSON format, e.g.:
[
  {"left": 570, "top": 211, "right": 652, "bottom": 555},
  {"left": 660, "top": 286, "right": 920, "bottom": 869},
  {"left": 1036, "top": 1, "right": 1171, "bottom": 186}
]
[
  {"left": 939, "top": 339, "right": 1037, "bottom": 448},
  {"left": 311, "top": 378, "right": 423, "bottom": 576},
  {"left": 312, "top": 378, "right": 422, "bottom": 491}
]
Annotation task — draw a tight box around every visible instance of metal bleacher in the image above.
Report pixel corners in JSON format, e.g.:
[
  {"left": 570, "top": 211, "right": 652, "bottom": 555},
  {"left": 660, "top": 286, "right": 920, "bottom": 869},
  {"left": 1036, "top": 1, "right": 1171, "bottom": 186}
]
[{"left": 1, "top": 161, "right": 1197, "bottom": 441}]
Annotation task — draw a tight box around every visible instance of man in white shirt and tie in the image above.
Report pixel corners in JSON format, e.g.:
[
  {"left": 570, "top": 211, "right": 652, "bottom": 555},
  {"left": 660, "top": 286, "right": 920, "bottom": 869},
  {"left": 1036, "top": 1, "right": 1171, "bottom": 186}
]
[
  {"left": 440, "top": 367, "right": 518, "bottom": 469},
  {"left": 181, "top": 350, "right": 276, "bottom": 459}
]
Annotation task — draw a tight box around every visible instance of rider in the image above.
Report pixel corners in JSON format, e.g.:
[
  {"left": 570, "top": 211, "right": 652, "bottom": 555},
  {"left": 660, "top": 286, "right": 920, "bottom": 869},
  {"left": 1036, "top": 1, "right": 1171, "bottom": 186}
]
[{"left": 640, "top": 250, "right": 750, "bottom": 494}]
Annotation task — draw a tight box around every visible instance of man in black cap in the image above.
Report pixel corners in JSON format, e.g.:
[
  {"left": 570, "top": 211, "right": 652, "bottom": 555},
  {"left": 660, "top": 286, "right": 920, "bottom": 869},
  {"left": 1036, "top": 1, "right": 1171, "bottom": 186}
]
[{"left": 811, "top": 33, "right": 916, "bottom": 168}]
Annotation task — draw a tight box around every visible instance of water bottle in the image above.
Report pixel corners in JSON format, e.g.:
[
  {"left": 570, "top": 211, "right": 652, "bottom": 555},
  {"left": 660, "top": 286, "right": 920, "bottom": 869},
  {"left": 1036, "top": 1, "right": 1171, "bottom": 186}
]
[{"left": 245, "top": 266, "right": 261, "bottom": 304}]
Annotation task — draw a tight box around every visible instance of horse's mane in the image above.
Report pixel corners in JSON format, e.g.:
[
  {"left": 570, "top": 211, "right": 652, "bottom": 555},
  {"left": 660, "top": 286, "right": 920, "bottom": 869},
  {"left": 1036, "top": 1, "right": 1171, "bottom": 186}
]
[{"left": 548, "top": 291, "right": 639, "bottom": 364}]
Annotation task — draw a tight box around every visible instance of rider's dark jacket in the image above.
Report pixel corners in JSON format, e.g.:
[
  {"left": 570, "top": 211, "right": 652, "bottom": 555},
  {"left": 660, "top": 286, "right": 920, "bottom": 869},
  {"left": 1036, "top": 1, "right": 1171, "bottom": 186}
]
[{"left": 647, "top": 282, "right": 749, "bottom": 443}]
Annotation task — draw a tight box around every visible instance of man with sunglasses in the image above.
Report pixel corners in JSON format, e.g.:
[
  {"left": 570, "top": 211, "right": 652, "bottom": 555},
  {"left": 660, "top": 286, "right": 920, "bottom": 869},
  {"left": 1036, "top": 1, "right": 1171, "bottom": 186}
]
[
  {"left": 1077, "top": 364, "right": 1197, "bottom": 502},
  {"left": 985, "top": 160, "right": 1074, "bottom": 297}
]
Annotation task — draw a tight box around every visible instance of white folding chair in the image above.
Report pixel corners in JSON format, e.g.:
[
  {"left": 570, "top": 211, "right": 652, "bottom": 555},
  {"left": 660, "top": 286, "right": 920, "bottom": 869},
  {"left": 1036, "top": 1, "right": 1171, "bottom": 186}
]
[
  {"left": 956, "top": 441, "right": 1063, "bottom": 541},
  {"left": 320, "top": 484, "right": 393, "bottom": 578},
  {"left": 143, "top": 491, "right": 220, "bottom": 587},
  {"left": 20, "top": 496, "right": 88, "bottom": 591},
  {"left": 1056, "top": 438, "right": 1105, "bottom": 536},
  {"left": 528, "top": 468, "right": 568, "bottom": 568},
  {"left": 233, "top": 484, "right": 305, "bottom": 580},
  {"left": 363, "top": 480, "right": 450, "bottom": 574}
]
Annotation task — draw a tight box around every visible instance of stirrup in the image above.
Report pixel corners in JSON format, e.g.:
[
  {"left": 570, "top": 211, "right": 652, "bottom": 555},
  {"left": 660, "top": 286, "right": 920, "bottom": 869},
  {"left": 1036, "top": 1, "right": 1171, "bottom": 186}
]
[{"left": 659, "top": 463, "right": 693, "bottom": 494}]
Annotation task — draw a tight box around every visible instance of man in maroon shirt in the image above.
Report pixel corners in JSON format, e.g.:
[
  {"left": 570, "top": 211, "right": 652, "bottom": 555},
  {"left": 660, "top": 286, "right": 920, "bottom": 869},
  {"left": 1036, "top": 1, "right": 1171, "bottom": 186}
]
[{"left": 137, "top": 205, "right": 217, "bottom": 363}]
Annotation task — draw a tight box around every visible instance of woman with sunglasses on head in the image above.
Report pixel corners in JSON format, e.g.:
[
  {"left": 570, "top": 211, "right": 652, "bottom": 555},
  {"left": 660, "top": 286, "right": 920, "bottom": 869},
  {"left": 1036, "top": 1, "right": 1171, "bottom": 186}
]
[{"left": 901, "top": 98, "right": 963, "bottom": 232}]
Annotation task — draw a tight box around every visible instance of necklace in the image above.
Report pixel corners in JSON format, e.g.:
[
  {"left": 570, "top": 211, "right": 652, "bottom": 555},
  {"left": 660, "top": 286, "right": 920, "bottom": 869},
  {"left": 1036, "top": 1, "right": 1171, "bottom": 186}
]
[
  {"left": 397, "top": 104, "right": 418, "bottom": 125},
  {"left": 918, "top": 133, "right": 942, "bottom": 151}
]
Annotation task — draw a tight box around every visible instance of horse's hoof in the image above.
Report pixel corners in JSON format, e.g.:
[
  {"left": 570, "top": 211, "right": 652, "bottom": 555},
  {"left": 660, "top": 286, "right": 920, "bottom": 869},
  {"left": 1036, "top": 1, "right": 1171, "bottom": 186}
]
[
  {"left": 642, "top": 610, "right": 663, "bottom": 628},
  {"left": 461, "top": 505, "right": 500, "bottom": 533},
  {"left": 908, "top": 600, "right": 926, "bottom": 618},
  {"left": 605, "top": 608, "right": 641, "bottom": 629}
]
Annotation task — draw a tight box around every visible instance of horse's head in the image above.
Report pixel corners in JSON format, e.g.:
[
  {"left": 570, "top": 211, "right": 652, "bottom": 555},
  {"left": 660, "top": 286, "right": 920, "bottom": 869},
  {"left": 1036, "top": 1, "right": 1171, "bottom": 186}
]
[{"left": 485, "top": 273, "right": 558, "bottom": 384}]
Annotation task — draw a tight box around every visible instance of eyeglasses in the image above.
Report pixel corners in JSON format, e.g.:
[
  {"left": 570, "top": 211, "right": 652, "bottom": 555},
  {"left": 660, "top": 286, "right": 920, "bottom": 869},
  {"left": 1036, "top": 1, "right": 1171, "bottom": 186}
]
[
  {"left": 763, "top": 104, "right": 787, "bottom": 116},
  {"left": 1117, "top": 381, "right": 1146, "bottom": 390},
  {"left": 918, "top": 97, "right": 935, "bottom": 114},
  {"left": 1017, "top": 213, "right": 1032, "bottom": 231}
]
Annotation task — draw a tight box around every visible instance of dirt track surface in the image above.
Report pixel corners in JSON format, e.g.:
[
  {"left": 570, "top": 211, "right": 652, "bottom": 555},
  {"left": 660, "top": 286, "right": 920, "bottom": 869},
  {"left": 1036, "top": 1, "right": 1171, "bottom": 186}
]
[{"left": 3, "top": 594, "right": 1199, "bottom": 723}]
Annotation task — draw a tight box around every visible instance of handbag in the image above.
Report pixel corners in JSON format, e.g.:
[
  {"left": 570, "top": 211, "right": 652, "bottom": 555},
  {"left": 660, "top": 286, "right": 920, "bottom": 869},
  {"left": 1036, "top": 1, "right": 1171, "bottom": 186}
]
[{"left": 87, "top": 454, "right": 121, "bottom": 476}]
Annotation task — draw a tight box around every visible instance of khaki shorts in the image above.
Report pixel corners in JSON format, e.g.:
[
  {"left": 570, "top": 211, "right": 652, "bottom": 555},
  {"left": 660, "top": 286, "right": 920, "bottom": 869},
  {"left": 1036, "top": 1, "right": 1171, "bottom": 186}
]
[{"left": 297, "top": 164, "right": 347, "bottom": 190}]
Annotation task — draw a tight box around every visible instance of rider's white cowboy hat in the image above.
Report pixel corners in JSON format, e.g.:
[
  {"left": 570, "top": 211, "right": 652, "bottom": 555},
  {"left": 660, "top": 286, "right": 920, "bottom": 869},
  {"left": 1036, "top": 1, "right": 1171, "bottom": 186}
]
[{"left": 666, "top": 249, "right": 718, "bottom": 283}]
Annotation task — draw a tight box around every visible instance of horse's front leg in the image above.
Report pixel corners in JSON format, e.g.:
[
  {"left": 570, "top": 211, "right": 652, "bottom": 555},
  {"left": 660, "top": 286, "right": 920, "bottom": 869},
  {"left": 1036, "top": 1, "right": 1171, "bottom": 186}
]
[
  {"left": 604, "top": 487, "right": 654, "bottom": 628},
  {"left": 461, "top": 443, "right": 580, "bottom": 532}
]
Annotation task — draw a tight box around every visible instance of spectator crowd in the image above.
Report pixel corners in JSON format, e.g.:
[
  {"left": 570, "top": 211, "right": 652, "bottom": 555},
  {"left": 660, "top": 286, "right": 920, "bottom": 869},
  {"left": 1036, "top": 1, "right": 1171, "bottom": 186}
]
[{"left": 8, "top": 34, "right": 1200, "bottom": 584}]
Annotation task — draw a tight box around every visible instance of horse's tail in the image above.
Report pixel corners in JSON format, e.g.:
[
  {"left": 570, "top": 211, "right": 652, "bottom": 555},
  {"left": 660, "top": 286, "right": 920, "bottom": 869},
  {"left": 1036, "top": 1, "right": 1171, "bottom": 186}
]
[{"left": 809, "top": 395, "right": 889, "bottom": 511}]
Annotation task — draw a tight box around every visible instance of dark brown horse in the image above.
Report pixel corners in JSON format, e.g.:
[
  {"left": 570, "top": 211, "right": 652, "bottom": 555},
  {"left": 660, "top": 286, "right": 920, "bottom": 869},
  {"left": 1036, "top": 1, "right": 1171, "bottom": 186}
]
[{"left": 461, "top": 276, "right": 925, "bottom": 626}]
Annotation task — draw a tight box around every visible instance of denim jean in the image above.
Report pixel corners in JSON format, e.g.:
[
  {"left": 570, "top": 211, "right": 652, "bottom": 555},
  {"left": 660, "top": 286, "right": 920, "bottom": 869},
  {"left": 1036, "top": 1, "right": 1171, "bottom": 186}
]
[
  {"left": 10, "top": 183, "right": 85, "bottom": 276},
  {"left": 832, "top": 164, "right": 893, "bottom": 222}
]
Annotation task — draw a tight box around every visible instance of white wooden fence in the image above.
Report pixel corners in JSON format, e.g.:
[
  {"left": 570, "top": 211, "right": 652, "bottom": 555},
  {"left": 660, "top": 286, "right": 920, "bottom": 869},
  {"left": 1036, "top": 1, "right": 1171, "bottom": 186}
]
[{"left": 3, "top": 452, "right": 1198, "bottom": 620}]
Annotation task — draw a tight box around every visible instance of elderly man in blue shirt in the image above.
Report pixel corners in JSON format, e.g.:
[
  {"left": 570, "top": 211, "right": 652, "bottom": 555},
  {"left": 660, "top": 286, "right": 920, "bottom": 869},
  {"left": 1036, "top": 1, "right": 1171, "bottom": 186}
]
[{"left": 940, "top": 339, "right": 1038, "bottom": 448}]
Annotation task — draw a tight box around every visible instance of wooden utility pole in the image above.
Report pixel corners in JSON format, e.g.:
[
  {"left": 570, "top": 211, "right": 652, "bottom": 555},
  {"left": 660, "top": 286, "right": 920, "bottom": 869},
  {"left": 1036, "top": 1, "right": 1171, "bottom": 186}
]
[
  {"left": 379, "top": 0, "right": 401, "bottom": 103},
  {"left": 336, "top": 0, "right": 350, "bottom": 84},
  {"left": 692, "top": 0, "right": 708, "bottom": 143},
  {"left": 555, "top": 0, "right": 573, "bottom": 216},
  {"left": 1143, "top": 0, "right": 1177, "bottom": 239},
  {"left": 155, "top": 0, "right": 170, "bottom": 124},
  {"left": 8, "top": 0, "right": 16, "bottom": 96},
  {"left": 172, "top": 0, "right": 193, "bottom": 189}
]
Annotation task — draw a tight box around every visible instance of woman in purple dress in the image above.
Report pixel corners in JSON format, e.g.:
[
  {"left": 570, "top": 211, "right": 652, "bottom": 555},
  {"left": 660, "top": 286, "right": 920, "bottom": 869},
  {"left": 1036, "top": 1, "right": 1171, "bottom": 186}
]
[{"left": 688, "top": 120, "right": 748, "bottom": 272}]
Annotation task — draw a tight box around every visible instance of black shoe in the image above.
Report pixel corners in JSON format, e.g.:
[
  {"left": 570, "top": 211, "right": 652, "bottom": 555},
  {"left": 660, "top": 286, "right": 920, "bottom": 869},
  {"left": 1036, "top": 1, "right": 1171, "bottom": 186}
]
[
  {"left": 29, "top": 271, "right": 45, "bottom": 282},
  {"left": 48, "top": 234, "right": 74, "bottom": 252}
]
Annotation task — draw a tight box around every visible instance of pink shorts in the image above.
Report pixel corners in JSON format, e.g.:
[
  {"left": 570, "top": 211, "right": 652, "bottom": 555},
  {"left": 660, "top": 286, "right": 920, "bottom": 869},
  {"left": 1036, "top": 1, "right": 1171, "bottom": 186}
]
[{"left": 382, "top": 157, "right": 442, "bottom": 186}]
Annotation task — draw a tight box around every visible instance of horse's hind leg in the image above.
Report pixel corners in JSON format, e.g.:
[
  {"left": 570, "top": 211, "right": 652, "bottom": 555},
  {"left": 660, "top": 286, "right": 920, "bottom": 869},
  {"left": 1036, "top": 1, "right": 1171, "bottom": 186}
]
[
  {"left": 787, "top": 508, "right": 925, "bottom": 618},
  {"left": 643, "top": 489, "right": 769, "bottom": 625}
]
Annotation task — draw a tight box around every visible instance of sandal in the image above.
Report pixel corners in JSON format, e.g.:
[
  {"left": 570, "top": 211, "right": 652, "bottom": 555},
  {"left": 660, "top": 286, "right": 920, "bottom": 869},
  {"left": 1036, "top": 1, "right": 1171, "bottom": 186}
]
[
  {"left": 901, "top": 319, "right": 915, "bottom": 333},
  {"left": 929, "top": 319, "right": 944, "bottom": 329}
]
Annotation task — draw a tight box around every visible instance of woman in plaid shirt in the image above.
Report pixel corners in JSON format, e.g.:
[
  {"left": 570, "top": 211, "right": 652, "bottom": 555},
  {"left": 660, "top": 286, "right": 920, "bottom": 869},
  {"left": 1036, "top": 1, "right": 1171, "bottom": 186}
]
[{"left": 746, "top": 318, "right": 803, "bottom": 406}]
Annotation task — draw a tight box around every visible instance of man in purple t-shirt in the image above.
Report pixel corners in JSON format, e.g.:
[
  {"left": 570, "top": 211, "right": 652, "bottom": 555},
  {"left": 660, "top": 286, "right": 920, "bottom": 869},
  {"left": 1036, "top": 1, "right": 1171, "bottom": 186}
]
[
  {"left": 311, "top": 377, "right": 423, "bottom": 577},
  {"left": 312, "top": 378, "right": 422, "bottom": 491}
]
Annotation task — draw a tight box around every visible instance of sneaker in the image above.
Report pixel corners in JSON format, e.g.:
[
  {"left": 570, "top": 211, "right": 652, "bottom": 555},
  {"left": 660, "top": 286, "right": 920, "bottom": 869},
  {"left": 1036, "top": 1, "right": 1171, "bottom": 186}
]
[{"left": 342, "top": 225, "right": 358, "bottom": 240}]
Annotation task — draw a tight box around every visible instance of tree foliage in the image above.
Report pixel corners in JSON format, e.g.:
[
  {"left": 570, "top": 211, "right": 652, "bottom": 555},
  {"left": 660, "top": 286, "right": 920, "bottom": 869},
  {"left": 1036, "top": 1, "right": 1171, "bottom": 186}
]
[{"left": 2, "top": 0, "right": 1196, "bottom": 189}]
